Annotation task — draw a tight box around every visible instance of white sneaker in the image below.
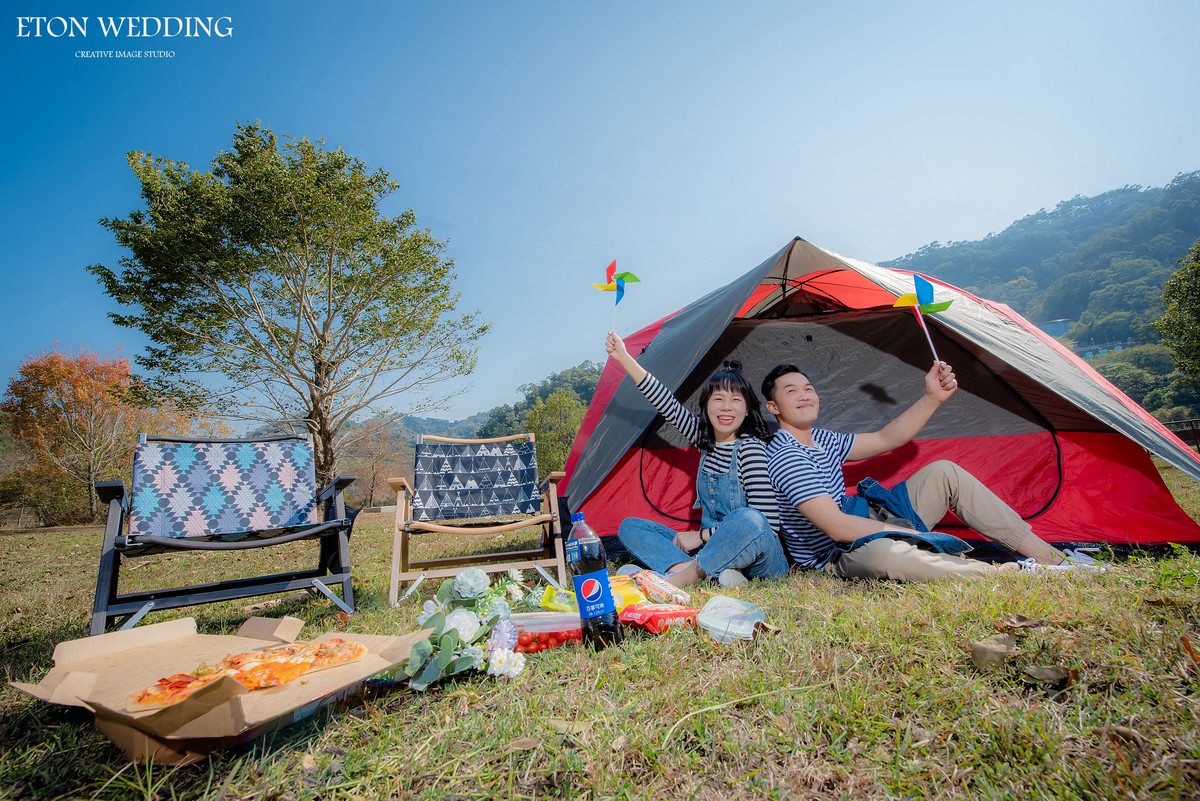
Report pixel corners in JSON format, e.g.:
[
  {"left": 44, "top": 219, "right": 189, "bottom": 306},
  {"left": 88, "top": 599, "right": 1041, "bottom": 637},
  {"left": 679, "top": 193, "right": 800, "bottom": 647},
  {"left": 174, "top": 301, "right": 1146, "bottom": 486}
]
[
  {"left": 718, "top": 568, "right": 748, "bottom": 588},
  {"left": 615, "top": 564, "right": 642, "bottom": 577},
  {"left": 1062, "top": 548, "right": 1105, "bottom": 568},
  {"left": 1019, "top": 553, "right": 1107, "bottom": 573},
  {"left": 1018, "top": 558, "right": 1068, "bottom": 573}
]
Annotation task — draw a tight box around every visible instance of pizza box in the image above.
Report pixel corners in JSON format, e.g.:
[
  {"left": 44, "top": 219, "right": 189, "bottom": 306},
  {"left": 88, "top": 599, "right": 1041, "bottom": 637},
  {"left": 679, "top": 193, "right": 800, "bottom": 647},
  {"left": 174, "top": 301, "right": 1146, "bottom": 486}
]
[{"left": 10, "top": 616, "right": 431, "bottom": 765}]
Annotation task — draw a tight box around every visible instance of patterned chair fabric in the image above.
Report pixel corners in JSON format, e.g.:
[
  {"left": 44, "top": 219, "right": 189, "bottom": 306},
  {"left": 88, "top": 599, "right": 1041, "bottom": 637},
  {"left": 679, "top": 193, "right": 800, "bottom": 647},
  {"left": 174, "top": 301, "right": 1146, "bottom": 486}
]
[
  {"left": 129, "top": 436, "right": 320, "bottom": 539},
  {"left": 90, "top": 432, "right": 355, "bottom": 636},
  {"left": 412, "top": 438, "right": 540, "bottom": 522}
]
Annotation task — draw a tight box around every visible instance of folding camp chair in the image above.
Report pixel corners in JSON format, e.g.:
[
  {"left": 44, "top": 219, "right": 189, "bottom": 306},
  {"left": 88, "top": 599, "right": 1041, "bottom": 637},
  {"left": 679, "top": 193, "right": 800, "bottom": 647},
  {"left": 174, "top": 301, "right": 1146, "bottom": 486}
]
[
  {"left": 90, "top": 433, "right": 356, "bottom": 635},
  {"left": 387, "top": 434, "right": 567, "bottom": 605}
]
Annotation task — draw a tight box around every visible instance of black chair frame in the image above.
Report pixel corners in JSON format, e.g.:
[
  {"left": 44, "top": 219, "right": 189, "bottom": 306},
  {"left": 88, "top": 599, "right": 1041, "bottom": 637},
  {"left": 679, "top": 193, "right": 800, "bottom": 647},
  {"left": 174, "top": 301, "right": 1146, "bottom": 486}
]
[{"left": 90, "top": 434, "right": 356, "bottom": 635}]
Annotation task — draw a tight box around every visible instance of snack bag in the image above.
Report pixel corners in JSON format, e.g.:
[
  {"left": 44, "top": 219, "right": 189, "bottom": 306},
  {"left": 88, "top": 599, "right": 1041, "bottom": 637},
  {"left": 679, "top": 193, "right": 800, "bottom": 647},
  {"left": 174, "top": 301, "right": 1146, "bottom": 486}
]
[
  {"left": 631, "top": 569, "right": 691, "bottom": 605},
  {"left": 608, "top": 575, "right": 648, "bottom": 611},
  {"left": 539, "top": 585, "right": 578, "bottom": 612},
  {"left": 619, "top": 602, "right": 699, "bottom": 634}
]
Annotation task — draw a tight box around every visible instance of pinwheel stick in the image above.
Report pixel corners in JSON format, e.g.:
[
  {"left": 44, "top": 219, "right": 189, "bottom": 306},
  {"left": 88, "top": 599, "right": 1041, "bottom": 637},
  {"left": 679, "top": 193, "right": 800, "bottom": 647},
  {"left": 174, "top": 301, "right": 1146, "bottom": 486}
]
[{"left": 910, "top": 306, "right": 940, "bottom": 363}]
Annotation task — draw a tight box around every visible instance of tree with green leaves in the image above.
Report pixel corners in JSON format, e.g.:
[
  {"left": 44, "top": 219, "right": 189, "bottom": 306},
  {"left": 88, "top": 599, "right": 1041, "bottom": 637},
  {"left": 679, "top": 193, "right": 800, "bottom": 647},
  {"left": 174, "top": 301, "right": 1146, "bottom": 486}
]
[
  {"left": 1155, "top": 238, "right": 1200, "bottom": 386},
  {"left": 522, "top": 389, "right": 586, "bottom": 478},
  {"left": 91, "top": 123, "right": 488, "bottom": 484},
  {"left": 1093, "top": 361, "right": 1158, "bottom": 405},
  {"left": 475, "top": 361, "right": 601, "bottom": 439}
]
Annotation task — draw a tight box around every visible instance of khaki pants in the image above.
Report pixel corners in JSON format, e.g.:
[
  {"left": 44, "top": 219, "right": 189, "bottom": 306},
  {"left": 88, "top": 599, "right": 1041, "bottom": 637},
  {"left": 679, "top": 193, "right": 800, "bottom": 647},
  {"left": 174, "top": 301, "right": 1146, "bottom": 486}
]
[{"left": 825, "top": 460, "right": 1032, "bottom": 581}]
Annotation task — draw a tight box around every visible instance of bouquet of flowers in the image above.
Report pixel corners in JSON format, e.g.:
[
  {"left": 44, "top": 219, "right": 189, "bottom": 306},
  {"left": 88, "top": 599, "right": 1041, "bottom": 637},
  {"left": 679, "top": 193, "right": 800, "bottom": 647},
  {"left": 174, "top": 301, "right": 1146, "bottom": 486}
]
[{"left": 402, "top": 567, "right": 530, "bottom": 691}]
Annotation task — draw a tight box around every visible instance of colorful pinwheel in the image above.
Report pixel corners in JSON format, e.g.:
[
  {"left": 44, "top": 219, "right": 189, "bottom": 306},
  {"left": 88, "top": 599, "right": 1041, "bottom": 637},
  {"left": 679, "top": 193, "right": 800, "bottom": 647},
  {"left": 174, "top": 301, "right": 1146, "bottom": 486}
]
[
  {"left": 592, "top": 260, "right": 641, "bottom": 305},
  {"left": 893, "top": 274, "right": 953, "bottom": 363}
]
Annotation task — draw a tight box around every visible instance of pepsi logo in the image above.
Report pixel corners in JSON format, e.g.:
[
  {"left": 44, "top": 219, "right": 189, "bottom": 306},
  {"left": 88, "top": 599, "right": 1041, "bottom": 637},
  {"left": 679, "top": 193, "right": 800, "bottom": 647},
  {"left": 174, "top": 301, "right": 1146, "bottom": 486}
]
[{"left": 580, "top": 578, "right": 604, "bottom": 603}]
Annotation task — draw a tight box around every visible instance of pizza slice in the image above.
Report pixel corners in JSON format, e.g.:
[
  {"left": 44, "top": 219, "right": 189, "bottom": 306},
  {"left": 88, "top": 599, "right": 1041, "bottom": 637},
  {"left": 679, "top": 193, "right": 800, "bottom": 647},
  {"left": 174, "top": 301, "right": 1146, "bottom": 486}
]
[
  {"left": 308, "top": 637, "right": 368, "bottom": 671},
  {"left": 124, "top": 638, "right": 368, "bottom": 712},
  {"left": 125, "top": 663, "right": 232, "bottom": 712}
]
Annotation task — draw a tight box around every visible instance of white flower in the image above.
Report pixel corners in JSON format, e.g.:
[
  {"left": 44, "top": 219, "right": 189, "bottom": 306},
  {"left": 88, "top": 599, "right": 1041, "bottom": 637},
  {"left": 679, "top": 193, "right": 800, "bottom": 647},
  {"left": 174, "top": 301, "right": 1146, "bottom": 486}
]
[
  {"left": 443, "top": 608, "right": 482, "bottom": 642},
  {"left": 488, "top": 619, "right": 517, "bottom": 654},
  {"left": 479, "top": 596, "right": 511, "bottom": 622},
  {"left": 458, "top": 643, "right": 485, "bottom": 670},
  {"left": 486, "top": 648, "right": 526, "bottom": 679},
  {"left": 453, "top": 568, "right": 491, "bottom": 599},
  {"left": 507, "top": 568, "right": 525, "bottom": 584},
  {"left": 416, "top": 598, "right": 447, "bottom": 626}
]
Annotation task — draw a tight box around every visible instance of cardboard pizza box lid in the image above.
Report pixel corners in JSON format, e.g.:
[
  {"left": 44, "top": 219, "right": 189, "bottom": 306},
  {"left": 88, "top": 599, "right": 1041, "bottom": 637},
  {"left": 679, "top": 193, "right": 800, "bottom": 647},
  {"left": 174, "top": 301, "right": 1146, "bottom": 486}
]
[
  {"left": 12, "top": 616, "right": 301, "bottom": 709},
  {"left": 10, "top": 616, "right": 431, "bottom": 764}
]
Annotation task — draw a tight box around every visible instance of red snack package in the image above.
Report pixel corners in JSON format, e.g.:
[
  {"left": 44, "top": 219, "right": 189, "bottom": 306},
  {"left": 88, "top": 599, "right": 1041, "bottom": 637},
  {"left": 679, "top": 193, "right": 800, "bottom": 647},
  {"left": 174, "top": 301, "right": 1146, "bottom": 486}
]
[{"left": 619, "top": 602, "right": 699, "bottom": 634}]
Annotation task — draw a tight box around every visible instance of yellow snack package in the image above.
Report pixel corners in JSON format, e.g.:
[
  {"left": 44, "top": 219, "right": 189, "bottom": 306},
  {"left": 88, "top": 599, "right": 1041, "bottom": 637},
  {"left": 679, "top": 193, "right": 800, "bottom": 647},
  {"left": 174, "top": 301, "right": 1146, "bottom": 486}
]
[
  {"left": 539, "top": 585, "right": 578, "bottom": 612},
  {"left": 608, "top": 575, "right": 648, "bottom": 611}
]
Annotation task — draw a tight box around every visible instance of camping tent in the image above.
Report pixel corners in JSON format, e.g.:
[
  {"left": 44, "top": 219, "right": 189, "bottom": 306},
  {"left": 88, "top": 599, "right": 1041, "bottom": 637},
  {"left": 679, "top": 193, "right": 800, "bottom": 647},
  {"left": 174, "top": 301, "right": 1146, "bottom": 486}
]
[{"left": 561, "top": 238, "right": 1200, "bottom": 552}]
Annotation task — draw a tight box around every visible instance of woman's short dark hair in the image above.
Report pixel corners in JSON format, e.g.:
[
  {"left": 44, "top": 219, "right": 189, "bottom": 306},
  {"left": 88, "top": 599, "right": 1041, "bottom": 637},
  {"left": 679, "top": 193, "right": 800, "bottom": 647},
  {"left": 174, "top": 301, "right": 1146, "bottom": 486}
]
[
  {"left": 697, "top": 360, "right": 772, "bottom": 450},
  {"left": 760, "top": 363, "right": 805, "bottom": 403}
]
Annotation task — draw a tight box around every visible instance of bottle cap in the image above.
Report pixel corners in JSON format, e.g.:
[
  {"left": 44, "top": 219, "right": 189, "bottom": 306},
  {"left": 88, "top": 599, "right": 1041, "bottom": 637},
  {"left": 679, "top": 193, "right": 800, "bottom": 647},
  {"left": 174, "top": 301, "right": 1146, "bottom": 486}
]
[{"left": 570, "top": 513, "right": 585, "bottom": 523}]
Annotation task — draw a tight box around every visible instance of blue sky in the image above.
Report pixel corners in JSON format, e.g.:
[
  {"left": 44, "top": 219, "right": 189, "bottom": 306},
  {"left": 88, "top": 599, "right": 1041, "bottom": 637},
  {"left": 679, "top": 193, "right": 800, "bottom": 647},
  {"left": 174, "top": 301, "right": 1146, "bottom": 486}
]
[{"left": 3, "top": 1, "right": 1198, "bottom": 421}]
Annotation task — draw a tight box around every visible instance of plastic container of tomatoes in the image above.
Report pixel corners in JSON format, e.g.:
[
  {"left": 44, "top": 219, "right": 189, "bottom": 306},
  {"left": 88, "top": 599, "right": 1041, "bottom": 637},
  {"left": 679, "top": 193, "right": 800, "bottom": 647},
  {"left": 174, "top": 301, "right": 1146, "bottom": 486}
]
[{"left": 510, "top": 612, "right": 583, "bottom": 653}]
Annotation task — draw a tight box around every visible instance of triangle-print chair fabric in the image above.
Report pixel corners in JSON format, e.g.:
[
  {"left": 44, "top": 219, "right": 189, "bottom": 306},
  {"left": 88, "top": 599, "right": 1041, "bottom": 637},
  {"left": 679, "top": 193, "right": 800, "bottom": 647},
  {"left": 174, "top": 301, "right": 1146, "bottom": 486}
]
[
  {"left": 90, "top": 434, "right": 356, "bottom": 635},
  {"left": 387, "top": 433, "right": 568, "bottom": 605},
  {"left": 411, "top": 438, "right": 541, "bottom": 522}
]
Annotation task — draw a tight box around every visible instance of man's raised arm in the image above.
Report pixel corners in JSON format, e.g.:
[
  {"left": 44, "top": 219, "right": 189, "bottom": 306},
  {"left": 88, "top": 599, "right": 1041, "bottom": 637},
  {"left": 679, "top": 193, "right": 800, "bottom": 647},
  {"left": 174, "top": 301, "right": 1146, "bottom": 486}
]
[{"left": 847, "top": 361, "right": 959, "bottom": 461}]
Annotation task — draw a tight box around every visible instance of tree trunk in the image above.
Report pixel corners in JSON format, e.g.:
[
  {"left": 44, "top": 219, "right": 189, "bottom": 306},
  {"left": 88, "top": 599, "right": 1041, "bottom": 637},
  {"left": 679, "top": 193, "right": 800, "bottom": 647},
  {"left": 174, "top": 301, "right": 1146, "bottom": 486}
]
[
  {"left": 87, "top": 461, "right": 98, "bottom": 519},
  {"left": 309, "top": 356, "right": 338, "bottom": 489},
  {"left": 314, "top": 424, "right": 337, "bottom": 490}
]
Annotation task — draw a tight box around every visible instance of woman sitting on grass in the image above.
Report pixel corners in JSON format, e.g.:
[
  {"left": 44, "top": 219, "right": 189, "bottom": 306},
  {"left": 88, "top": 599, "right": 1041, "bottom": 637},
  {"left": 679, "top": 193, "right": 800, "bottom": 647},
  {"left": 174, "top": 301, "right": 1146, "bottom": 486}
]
[{"left": 606, "top": 331, "right": 789, "bottom": 588}]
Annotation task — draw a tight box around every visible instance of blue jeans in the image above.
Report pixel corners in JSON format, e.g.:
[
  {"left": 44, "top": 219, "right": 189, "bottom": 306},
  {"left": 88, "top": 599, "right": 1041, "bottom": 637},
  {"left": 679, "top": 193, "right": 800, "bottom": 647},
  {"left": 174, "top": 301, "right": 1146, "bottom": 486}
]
[{"left": 617, "top": 507, "right": 789, "bottom": 579}]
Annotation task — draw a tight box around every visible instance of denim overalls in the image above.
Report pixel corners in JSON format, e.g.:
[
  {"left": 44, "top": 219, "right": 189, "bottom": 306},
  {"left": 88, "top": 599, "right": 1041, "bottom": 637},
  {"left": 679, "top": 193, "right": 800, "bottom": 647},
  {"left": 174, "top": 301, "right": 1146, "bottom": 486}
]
[{"left": 616, "top": 438, "right": 790, "bottom": 579}]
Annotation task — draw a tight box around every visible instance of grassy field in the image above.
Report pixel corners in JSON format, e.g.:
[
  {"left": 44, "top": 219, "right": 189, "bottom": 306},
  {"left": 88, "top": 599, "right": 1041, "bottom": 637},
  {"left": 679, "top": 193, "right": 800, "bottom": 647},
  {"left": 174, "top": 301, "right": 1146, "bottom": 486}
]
[{"left": 2, "top": 466, "right": 1199, "bottom": 800}]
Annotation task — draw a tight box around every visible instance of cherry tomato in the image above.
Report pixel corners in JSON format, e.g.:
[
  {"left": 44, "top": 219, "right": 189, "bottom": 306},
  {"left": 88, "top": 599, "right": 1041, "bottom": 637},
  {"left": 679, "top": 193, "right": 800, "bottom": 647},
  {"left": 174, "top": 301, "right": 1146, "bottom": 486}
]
[
  {"left": 537, "top": 632, "right": 550, "bottom": 644},
  {"left": 547, "top": 635, "right": 559, "bottom": 648},
  {"left": 514, "top": 644, "right": 526, "bottom": 654},
  {"left": 518, "top": 632, "right": 533, "bottom": 646}
]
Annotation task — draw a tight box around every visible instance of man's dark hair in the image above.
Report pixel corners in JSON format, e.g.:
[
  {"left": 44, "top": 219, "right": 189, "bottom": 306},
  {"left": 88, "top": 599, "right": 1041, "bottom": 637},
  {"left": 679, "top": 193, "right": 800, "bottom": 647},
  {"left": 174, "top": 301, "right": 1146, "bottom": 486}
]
[{"left": 760, "top": 363, "right": 806, "bottom": 403}]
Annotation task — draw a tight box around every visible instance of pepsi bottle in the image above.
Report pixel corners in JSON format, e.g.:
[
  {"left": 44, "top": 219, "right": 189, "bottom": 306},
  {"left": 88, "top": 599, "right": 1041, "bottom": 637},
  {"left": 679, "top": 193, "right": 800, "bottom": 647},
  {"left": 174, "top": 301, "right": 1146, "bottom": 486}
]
[{"left": 566, "top": 512, "right": 623, "bottom": 649}]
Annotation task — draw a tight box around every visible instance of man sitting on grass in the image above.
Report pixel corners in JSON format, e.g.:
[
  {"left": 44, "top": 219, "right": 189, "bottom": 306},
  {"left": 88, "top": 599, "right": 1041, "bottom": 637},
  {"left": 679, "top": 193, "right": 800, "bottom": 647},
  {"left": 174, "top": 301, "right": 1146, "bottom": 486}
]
[{"left": 761, "top": 360, "right": 1099, "bottom": 580}]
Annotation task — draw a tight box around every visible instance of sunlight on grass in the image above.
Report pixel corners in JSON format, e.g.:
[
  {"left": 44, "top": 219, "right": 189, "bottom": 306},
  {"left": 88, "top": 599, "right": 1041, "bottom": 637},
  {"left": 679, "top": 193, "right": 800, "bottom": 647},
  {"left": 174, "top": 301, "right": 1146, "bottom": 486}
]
[{"left": 1, "top": 464, "right": 1198, "bottom": 799}]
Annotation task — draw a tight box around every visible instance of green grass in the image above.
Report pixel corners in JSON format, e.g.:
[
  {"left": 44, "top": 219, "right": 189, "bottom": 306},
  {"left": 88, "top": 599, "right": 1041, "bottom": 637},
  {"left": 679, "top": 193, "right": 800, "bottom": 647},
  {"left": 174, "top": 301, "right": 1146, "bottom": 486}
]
[{"left": 2, "top": 473, "right": 1200, "bottom": 800}]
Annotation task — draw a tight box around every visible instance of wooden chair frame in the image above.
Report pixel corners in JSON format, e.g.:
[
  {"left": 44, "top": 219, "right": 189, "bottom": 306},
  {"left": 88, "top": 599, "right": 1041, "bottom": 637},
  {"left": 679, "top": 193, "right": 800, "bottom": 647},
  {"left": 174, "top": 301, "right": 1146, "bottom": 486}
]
[{"left": 387, "top": 434, "right": 567, "bottom": 605}]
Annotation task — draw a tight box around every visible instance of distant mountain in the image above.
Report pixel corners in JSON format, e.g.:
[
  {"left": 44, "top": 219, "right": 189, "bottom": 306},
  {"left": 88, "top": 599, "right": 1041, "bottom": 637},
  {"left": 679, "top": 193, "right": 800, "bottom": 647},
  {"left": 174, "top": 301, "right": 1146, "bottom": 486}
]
[
  {"left": 401, "top": 413, "right": 491, "bottom": 439},
  {"left": 884, "top": 171, "right": 1200, "bottom": 347}
]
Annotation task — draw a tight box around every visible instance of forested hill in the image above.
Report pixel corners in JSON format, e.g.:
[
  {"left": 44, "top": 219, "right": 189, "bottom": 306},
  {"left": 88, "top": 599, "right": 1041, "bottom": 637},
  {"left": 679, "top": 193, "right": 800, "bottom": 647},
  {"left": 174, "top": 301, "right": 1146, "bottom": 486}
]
[{"left": 883, "top": 170, "right": 1200, "bottom": 346}]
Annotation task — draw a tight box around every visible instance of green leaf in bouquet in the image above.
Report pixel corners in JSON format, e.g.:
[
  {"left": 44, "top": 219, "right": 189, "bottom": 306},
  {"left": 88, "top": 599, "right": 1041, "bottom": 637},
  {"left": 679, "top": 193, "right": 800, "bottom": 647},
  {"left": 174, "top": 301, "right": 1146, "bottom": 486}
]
[
  {"left": 445, "top": 655, "right": 478, "bottom": 676},
  {"left": 422, "top": 611, "right": 446, "bottom": 636},
  {"left": 438, "top": 632, "right": 460, "bottom": 668},
  {"left": 436, "top": 578, "right": 456, "bottom": 603},
  {"left": 405, "top": 638, "right": 434, "bottom": 677},
  {"left": 409, "top": 657, "right": 445, "bottom": 692}
]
